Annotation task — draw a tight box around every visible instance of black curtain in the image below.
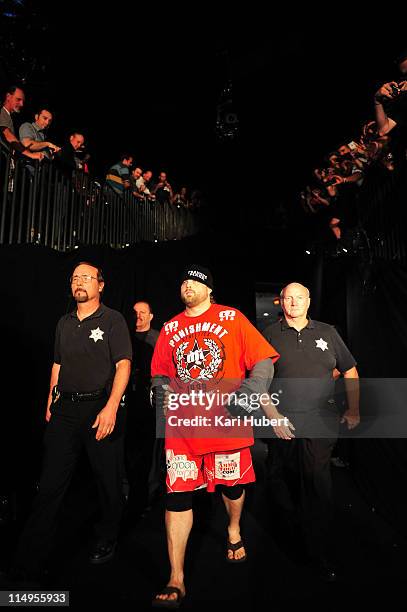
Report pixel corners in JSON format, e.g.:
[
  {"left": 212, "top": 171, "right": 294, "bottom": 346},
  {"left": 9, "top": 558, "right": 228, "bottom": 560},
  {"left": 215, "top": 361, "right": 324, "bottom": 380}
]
[{"left": 325, "top": 257, "right": 407, "bottom": 538}]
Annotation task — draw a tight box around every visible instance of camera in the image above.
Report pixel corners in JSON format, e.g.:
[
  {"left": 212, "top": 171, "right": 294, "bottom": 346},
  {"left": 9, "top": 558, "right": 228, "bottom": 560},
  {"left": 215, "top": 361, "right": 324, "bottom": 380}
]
[{"left": 390, "top": 83, "right": 401, "bottom": 97}]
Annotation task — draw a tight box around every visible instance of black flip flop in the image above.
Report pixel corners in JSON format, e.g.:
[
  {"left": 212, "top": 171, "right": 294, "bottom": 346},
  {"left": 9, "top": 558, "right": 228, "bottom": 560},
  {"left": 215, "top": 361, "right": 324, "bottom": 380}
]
[
  {"left": 152, "top": 586, "right": 185, "bottom": 609},
  {"left": 226, "top": 539, "right": 247, "bottom": 563}
]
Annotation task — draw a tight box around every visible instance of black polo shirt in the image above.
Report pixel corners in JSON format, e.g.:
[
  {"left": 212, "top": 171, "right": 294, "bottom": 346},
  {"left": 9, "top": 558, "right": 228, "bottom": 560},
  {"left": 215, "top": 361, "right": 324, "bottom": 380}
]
[
  {"left": 263, "top": 318, "right": 356, "bottom": 378},
  {"left": 54, "top": 304, "right": 132, "bottom": 393},
  {"left": 131, "top": 328, "right": 159, "bottom": 386},
  {"left": 262, "top": 318, "right": 356, "bottom": 417}
]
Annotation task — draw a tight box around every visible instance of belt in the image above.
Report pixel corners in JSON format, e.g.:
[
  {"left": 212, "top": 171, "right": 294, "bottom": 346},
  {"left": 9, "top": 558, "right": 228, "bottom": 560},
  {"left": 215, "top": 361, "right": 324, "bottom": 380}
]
[{"left": 60, "top": 390, "right": 106, "bottom": 402}]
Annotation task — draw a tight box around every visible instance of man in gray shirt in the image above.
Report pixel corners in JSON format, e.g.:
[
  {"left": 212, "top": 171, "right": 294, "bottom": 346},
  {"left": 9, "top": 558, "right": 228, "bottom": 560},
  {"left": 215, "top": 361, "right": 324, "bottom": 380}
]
[
  {"left": 0, "top": 85, "right": 43, "bottom": 161},
  {"left": 19, "top": 108, "right": 60, "bottom": 158}
]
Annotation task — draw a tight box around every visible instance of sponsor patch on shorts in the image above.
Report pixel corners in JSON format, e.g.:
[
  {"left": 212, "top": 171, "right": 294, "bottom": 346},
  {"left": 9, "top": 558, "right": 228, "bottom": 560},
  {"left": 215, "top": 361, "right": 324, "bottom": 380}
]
[
  {"left": 214, "top": 452, "right": 241, "bottom": 480},
  {"left": 166, "top": 449, "right": 199, "bottom": 486}
]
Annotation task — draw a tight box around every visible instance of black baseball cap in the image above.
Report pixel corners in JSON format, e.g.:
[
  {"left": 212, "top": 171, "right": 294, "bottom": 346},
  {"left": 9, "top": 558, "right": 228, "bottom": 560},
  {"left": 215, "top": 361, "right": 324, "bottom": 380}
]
[{"left": 181, "top": 264, "right": 214, "bottom": 289}]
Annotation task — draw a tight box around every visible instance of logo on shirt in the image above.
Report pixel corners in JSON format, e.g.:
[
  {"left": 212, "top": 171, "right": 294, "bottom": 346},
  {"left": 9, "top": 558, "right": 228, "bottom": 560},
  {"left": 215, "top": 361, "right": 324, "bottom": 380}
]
[
  {"left": 165, "top": 321, "right": 179, "bottom": 335},
  {"left": 89, "top": 327, "right": 104, "bottom": 343},
  {"left": 219, "top": 310, "right": 236, "bottom": 321},
  {"left": 215, "top": 452, "right": 241, "bottom": 480},
  {"left": 176, "top": 337, "right": 225, "bottom": 383},
  {"left": 166, "top": 450, "right": 199, "bottom": 486},
  {"left": 315, "top": 338, "right": 328, "bottom": 351}
]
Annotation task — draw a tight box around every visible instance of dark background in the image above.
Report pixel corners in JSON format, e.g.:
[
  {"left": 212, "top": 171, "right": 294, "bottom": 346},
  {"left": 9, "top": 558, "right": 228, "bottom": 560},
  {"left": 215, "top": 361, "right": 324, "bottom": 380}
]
[{"left": 2, "top": 5, "right": 407, "bottom": 193}]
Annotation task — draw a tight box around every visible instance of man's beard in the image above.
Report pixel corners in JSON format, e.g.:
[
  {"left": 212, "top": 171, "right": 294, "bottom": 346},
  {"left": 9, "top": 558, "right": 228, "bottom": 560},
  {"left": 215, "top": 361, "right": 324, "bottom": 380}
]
[
  {"left": 74, "top": 289, "right": 88, "bottom": 302},
  {"left": 182, "top": 292, "right": 203, "bottom": 307}
]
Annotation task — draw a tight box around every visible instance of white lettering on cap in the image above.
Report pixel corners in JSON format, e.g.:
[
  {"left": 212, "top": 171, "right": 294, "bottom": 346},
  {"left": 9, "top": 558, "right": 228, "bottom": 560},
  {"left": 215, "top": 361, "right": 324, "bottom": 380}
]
[{"left": 188, "top": 270, "right": 207, "bottom": 281}]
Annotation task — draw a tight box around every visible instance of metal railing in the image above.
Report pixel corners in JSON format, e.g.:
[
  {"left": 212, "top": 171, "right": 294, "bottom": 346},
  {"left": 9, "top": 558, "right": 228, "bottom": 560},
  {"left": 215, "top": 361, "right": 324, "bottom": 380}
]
[
  {"left": 0, "top": 143, "right": 201, "bottom": 250},
  {"left": 358, "top": 165, "right": 407, "bottom": 262}
]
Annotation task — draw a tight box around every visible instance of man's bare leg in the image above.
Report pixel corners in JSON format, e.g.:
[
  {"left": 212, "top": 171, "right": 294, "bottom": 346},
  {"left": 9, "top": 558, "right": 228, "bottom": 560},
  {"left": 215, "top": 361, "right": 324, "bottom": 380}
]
[
  {"left": 155, "top": 509, "right": 192, "bottom": 603},
  {"left": 222, "top": 490, "right": 246, "bottom": 560}
]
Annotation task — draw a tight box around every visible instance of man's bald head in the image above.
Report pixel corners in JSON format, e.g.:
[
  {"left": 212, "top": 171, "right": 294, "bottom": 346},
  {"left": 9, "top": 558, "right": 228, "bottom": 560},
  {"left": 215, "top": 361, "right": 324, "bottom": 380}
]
[
  {"left": 280, "top": 283, "right": 310, "bottom": 321},
  {"left": 280, "top": 283, "right": 310, "bottom": 299}
]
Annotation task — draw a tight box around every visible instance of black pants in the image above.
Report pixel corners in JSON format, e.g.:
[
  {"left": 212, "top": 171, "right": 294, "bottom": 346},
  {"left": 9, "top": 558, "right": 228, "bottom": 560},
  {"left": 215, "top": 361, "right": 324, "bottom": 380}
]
[
  {"left": 15, "top": 397, "right": 125, "bottom": 572},
  {"left": 267, "top": 437, "right": 336, "bottom": 559},
  {"left": 125, "top": 386, "right": 163, "bottom": 513}
]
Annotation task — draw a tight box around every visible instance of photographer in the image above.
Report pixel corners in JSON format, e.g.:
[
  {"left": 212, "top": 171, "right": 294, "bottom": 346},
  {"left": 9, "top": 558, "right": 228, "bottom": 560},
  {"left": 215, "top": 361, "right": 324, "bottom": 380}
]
[
  {"left": 374, "top": 51, "right": 407, "bottom": 137},
  {"left": 152, "top": 170, "right": 174, "bottom": 204}
]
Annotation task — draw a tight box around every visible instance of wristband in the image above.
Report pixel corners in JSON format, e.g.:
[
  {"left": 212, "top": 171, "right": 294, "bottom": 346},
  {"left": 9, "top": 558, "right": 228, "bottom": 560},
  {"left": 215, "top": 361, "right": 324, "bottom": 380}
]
[
  {"left": 226, "top": 391, "right": 260, "bottom": 417},
  {"left": 150, "top": 384, "right": 169, "bottom": 412}
]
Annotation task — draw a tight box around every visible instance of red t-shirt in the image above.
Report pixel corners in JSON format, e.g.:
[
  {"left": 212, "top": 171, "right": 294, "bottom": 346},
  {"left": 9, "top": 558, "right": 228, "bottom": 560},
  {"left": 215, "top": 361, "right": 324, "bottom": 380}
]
[{"left": 151, "top": 304, "right": 279, "bottom": 455}]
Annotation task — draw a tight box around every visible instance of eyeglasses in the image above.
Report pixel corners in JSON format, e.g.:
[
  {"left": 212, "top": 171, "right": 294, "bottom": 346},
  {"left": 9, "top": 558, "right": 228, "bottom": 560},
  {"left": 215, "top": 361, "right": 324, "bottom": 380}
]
[{"left": 70, "top": 274, "right": 98, "bottom": 284}]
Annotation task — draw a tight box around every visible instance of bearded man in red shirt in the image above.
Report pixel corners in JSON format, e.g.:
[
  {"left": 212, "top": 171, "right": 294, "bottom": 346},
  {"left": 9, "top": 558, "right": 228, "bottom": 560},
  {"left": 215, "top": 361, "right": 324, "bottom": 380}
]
[{"left": 151, "top": 265, "right": 291, "bottom": 608}]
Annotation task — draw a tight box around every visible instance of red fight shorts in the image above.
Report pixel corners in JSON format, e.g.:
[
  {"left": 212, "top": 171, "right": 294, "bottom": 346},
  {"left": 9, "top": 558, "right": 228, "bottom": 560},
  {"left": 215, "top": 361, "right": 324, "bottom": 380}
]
[{"left": 165, "top": 446, "right": 255, "bottom": 493}]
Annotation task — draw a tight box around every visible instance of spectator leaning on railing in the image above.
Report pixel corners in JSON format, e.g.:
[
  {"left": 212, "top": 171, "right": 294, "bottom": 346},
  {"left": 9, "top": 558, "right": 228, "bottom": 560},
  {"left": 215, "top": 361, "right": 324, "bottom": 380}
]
[
  {"left": 0, "top": 85, "right": 44, "bottom": 162},
  {"left": 19, "top": 107, "right": 61, "bottom": 159},
  {"left": 130, "top": 167, "right": 145, "bottom": 200},
  {"left": 105, "top": 153, "right": 133, "bottom": 196},
  {"left": 1, "top": 83, "right": 202, "bottom": 214},
  {"left": 54, "top": 132, "right": 85, "bottom": 178},
  {"left": 136, "top": 170, "right": 156, "bottom": 201}
]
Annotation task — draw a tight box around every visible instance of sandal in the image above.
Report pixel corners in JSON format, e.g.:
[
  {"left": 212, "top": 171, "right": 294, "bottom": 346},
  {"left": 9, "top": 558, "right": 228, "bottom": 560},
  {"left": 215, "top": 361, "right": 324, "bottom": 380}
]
[
  {"left": 152, "top": 586, "right": 185, "bottom": 609},
  {"left": 226, "top": 539, "right": 247, "bottom": 563}
]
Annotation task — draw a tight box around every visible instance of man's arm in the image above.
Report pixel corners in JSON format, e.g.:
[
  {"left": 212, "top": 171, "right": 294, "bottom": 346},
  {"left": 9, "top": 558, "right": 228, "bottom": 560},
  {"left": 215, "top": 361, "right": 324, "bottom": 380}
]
[
  {"left": 334, "top": 171, "right": 363, "bottom": 185},
  {"left": 0, "top": 126, "right": 45, "bottom": 160},
  {"left": 20, "top": 137, "right": 60, "bottom": 153},
  {"left": 45, "top": 362, "right": 61, "bottom": 422},
  {"left": 374, "top": 82, "right": 399, "bottom": 136},
  {"left": 92, "top": 359, "right": 131, "bottom": 441},
  {"left": 226, "top": 358, "right": 295, "bottom": 440},
  {"left": 1, "top": 126, "right": 18, "bottom": 145},
  {"left": 341, "top": 366, "right": 360, "bottom": 429},
  {"left": 259, "top": 394, "right": 295, "bottom": 440},
  {"left": 151, "top": 182, "right": 164, "bottom": 194}
]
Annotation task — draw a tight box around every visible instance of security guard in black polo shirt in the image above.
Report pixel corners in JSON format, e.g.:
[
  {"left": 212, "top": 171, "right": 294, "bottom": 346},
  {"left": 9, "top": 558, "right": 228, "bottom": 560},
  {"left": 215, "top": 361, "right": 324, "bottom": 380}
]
[
  {"left": 124, "top": 301, "right": 160, "bottom": 520},
  {"left": 262, "top": 282, "right": 359, "bottom": 581},
  {"left": 15, "top": 261, "right": 132, "bottom": 575}
]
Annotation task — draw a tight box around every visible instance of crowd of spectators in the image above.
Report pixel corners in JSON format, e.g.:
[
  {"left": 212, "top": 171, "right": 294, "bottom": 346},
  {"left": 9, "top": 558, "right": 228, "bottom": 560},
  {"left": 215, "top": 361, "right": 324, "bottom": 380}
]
[
  {"left": 105, "top": 156, "right": 203, "bottom": 210},
  {"left": 0, "top": 85, "right": 204, "bottom": 211},
  {"left": 301, "top": 51, "right": 407, "bottom": 242}
]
